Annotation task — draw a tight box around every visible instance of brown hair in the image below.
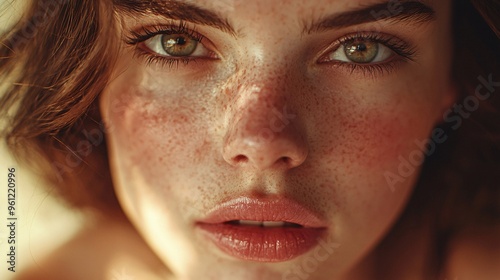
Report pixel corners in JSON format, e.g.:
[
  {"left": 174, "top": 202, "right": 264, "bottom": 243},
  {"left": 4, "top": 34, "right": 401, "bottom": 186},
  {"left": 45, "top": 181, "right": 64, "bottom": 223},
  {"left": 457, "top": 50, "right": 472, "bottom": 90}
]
[
  {"left": 0, "top": 0, "right": 119, "bottom": 211},
  {"left": 0, "top": 0, "right": 499, "bottom": 263}
]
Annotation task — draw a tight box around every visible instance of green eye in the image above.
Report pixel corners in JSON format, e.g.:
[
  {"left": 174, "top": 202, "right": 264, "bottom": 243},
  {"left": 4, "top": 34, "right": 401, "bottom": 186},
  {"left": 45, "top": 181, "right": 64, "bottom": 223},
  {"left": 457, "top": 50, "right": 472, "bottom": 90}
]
[
  {"left": 161, "top": 34, "right": 198, "bottom": 57},
  {"left": 344, "top": 39, "right": 379, "bottom": 63},
  {"left": 324, "top": 36, "right": 396, "bottom": 65},
  {"left": 142, "top": 30, "right": 213, "bottom": 59}
]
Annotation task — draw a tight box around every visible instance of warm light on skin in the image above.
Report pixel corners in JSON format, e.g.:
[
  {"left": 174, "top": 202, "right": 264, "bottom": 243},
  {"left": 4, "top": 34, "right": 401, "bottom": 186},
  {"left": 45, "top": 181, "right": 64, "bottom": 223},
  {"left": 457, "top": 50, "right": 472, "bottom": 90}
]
[{"left": 100, "top": 0, "right": 455, "bottom": 279}]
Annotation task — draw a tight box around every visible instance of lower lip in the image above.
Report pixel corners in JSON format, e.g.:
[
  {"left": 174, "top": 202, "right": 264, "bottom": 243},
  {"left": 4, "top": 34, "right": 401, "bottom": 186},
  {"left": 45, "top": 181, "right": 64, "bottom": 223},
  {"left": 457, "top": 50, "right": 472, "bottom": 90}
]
[{"left": 197, "top": 223, "right": 326, "bottom": 262}]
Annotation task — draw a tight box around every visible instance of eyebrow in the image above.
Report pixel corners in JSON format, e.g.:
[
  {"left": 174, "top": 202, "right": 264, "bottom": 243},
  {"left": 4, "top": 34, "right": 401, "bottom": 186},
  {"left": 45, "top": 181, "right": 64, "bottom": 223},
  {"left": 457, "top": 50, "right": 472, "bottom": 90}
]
[
  {"left": 114, "top": 0, "right": 435, "bottom": 36},
  {"left": 114, "top": 0, "right": 237, "bottom": 36},
  {"left": 304, "top": 1, "right": 436, "bottom": 34}
]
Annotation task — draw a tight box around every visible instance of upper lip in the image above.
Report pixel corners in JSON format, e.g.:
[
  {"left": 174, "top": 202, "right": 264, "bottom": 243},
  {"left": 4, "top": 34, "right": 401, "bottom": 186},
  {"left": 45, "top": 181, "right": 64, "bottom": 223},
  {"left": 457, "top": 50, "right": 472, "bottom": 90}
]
[{"left": 197, "top": 196, "right": 328, "bottom": 228}]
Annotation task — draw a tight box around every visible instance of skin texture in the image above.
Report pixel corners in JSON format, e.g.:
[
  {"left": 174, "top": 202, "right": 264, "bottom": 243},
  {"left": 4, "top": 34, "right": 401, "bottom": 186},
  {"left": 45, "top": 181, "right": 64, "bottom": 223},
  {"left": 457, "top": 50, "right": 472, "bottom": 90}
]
[{"left": 99, "top": 0, "right": 456, "bottom": 279}]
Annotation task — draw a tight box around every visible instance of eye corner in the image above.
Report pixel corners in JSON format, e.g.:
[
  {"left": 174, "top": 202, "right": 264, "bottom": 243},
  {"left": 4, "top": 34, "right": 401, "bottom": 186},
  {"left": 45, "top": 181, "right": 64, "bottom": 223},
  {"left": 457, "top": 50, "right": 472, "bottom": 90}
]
[{"left": 315, "top": 42, "right": 341, "bottom": 65}]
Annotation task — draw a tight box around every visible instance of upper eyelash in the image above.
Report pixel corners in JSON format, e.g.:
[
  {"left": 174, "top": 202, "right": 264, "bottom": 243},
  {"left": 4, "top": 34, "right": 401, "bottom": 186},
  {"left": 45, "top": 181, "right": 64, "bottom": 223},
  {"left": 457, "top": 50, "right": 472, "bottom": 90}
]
[{"left": 125, "top": 21, "right": 205, "bottom": 46}]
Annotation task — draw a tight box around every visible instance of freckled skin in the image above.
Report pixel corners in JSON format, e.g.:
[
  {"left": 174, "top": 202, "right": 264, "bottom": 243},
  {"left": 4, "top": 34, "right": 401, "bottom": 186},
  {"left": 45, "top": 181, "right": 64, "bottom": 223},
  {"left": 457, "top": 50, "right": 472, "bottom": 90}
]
[{"left": 100, "top": 0, "right": 455, "bottom": 279}]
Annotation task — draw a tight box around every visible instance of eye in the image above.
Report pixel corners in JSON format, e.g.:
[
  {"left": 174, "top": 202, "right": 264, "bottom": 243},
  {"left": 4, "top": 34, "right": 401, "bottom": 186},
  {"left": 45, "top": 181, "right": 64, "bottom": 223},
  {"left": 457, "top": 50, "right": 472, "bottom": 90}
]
[
  {"left": 317, "top": 34, "right": 416, "bottom": 75},
  {"left": 142, "top": 33, "right": 212, "bottom": 58},
  {"left": 325, "top": 37, "right": 394, "bottom": 64}
]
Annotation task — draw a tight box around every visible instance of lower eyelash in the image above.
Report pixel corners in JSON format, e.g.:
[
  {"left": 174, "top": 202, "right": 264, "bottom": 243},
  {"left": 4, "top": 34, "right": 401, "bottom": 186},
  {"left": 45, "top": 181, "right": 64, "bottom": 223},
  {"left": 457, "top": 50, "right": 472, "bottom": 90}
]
[
  {"left": 326, "top": 58, "right": 409, "bottom": 78},
  {"left": 133, "top": 48, "right": 200, "bottom": 69}
]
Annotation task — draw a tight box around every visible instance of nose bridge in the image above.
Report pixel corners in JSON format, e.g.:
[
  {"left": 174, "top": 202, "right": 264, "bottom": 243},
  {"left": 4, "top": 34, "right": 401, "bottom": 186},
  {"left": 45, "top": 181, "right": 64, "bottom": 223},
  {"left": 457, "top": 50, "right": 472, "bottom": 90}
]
[
  {"left": 230, "top": 56, "right": 292, "bottom": 117},
  {"left": 227, "top": 62, "right": 293, "bottom": 142},
  {"left": 221, "top": 62, "right": 308, "bottom": 171},
  {"left": 236, "top": 79, "right": 288, "bottom": 129}
]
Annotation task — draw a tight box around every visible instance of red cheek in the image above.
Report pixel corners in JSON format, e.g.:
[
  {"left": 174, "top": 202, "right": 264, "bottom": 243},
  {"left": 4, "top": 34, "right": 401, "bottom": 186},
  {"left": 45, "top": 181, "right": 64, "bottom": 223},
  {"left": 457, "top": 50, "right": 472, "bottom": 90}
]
[{"left": 317, "top": 104, "right": 426, "bottom": 171}]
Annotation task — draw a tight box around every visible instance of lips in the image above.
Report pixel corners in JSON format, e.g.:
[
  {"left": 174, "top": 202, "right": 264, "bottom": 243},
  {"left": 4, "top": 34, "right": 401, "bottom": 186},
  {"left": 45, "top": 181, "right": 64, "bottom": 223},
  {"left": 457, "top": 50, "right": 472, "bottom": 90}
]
[{"left": 196, "top": 196, "right": 328, "bottom": 262}]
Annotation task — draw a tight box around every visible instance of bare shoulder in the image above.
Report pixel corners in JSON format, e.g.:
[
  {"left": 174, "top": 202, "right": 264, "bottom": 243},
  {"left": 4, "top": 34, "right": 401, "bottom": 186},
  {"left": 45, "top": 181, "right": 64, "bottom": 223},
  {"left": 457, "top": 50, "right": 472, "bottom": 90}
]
[
  {"left": 14, "top": 217, "right": 170, "bottom": 280},
  {"left": 443, "top": 225, "right": 500, "bottom": 280}
]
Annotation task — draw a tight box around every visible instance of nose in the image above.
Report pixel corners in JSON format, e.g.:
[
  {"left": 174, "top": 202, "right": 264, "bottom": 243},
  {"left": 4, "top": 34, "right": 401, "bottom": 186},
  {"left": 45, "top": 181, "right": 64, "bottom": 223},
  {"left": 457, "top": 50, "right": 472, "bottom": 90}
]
[{"left": 222, "top": 80, "right": 308, "bottom": 171}]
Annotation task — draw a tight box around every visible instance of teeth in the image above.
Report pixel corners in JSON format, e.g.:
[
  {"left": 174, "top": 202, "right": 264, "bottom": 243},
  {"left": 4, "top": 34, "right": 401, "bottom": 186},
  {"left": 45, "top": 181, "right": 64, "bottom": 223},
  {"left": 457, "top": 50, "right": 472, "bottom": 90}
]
[
  {"left": 237, "top": 220, "right": 287, "bottom": 227},
  {"left": 238, "top": 220, "right": 263, "bottom": 226},
  {"left": 262, "top": 221, "right": 285, "bottom": 227}
]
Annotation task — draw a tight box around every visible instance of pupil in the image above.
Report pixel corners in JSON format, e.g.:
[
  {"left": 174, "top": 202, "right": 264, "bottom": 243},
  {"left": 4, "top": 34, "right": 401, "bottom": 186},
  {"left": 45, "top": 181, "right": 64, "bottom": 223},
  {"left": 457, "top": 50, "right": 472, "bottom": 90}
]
[
  {"left": 176, "top": 37, "right": 186, "bottom": 45},
  {"left": 357, "top": 44, "right": 367, "bottom": 52}
]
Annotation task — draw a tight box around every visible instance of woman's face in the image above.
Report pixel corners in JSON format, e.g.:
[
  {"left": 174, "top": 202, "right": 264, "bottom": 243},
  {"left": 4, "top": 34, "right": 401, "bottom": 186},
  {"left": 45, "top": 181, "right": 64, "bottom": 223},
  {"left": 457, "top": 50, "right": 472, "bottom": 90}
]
[{"left": 100, "top": 0, "right": 454, "bottom": 279}]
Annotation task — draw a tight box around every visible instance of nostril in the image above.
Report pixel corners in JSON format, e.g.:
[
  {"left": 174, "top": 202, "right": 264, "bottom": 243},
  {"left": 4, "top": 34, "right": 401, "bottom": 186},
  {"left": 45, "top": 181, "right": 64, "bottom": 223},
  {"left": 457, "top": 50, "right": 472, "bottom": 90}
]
[
  {"left": 278, "top": 157, "right": 291, "bottom": 165},
  {"left": 233, "top": 155, "right": 249, "bottom": 163}
]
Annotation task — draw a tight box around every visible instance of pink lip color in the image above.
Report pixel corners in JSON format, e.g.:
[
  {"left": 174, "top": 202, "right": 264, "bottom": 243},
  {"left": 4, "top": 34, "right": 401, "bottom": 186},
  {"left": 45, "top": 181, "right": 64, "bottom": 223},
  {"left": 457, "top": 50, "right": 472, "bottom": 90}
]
[{"left": 196, "top": 197, "right": 328, "bottom": 262}]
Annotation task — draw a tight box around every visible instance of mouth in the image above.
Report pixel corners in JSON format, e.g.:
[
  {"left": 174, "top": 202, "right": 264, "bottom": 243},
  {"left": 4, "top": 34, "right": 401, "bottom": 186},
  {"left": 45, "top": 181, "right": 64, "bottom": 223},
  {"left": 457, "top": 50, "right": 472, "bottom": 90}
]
[
  {"left": 224, "top": 220, "right": 303, "bottom": 227},
  {"left": 196, "top": 196, "right": 328, "bottom": 262}
]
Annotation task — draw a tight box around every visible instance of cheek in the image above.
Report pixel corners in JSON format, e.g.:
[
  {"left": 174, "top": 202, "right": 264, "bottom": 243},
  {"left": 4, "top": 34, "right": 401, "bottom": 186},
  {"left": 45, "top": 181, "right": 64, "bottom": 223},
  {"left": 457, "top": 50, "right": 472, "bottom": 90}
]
[
  {"left": 347, "top": 110, "right": 428, "bottom": 170},
  {"left": 108, "top": 93, "right": 206, "bottom": 171},
  {"left": 302, "top": 81, "right": 441, "bottom": 228},
  {"left": 316, "top": 108, "right": 427, "bottom": 250},
  {"left": 100, "top": 79, "right": 213, "bottom": 250},
  {"left": 100, "top": 74, "right": 218, "bottom": 218},
  {"left": 339, "top": 110, "right": 409, "bottom": 168},
  {"left": 310, "top": 93, "right": 435, "bottom": 173}
]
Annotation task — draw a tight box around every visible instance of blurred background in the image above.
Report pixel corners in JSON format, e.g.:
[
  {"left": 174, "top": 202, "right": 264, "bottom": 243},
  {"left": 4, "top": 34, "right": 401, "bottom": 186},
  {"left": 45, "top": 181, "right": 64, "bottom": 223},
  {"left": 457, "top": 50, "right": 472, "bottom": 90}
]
[{"left": 0, "top": 1, "right": 85, "bottom": 279}]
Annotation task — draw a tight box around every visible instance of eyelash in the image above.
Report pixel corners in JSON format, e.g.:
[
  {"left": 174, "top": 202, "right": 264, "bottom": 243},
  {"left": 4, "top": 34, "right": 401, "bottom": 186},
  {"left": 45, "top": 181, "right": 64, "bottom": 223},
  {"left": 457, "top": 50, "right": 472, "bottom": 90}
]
[
  {"left": 125, "top": 21, "right": 208, "bottom": 68},
  {"left": 125, "top": 23, "right": 416, "bottom": 75},
  {"left": 322, "top": 33, "right": 417, "bottom": 76}
]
